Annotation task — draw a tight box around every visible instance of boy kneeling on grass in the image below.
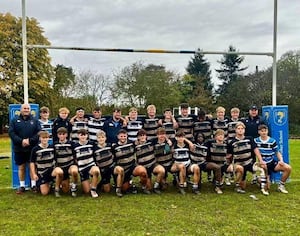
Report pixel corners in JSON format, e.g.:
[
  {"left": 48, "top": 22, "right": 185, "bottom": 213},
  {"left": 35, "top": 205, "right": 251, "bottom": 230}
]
[
  {"left": 255, "top": 124, "right": 292, "bottom": 195},
  {"left": 73, "top": 129, "right": 100, "bottom": 198},
  {"left": 30, "top": 131, "right": 63, "bottom": 197}
]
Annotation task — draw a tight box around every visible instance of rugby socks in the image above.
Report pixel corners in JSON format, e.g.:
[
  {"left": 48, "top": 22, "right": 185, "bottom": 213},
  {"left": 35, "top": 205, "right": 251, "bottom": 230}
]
[
  {"left": 20, "top": 181, "right": 25, "bottom": 188},
  {"left": 31, "top": 180, "right": 36, "bottom": 188},
  {"left": 260, "top": 175, "right": 267, "bottom": 190},
  {"left": 153, "top": 182, "right": 160, "bottom": 189}
]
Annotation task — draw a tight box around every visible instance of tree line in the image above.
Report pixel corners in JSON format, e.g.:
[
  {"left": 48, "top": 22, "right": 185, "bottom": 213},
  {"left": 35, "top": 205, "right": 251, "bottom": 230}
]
[{"left": 1, "top": 13, "right": 300, "bottom": 135}]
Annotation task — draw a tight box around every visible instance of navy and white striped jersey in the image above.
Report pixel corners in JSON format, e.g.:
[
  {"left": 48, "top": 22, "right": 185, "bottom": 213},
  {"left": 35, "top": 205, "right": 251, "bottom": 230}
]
[
  {"left": 53, "top": 140, "right": 75, "bottom": 169},
  {"left": 227, "top": 119, "right": 241, "bottom": 139},
  {"left": 143, "top": 117, "right": 160, "bottom": 140},
  {"left": 94, "top": 144, "right": 114, "bottom": 171},
  {"left": 254, "top": 136, "right": 278, "bottom": 163},
  {"left": 153, "top": 138, "right": 173, "bottom": 168},
  {"left": 71, "top": 118, "right": 88, "bottom": 143},
  {"left": 193, "top": 120, "right": 212, "bottom": 141},
  {"left": 206, "top": 140, "right": 227, "bottom": 166},
  {"left": 88, "top": 117, "right": 106, "bottom": 143},
  {"left": 228, "top": 137, "right": 256, "bottom": 166},
  {"left": 190, "top": 143, "right": 208, "bottom": 165},
  {"left": 30, "top": 144, "right": 55, "bottom": 176},
  {"left": 113, "top": 141, "right": 136, "bottom": 174},
  {"left": 73, "top": 141, "right": 95, "bottom": 172},
  {"left": 135, "top": 141, "right": 156, "bottom": 169},
  {"left": 39, "top": 119, "right": 53, "bottom": 144},
  {"left": 211, "top": 118, "right": 229, "bottom": 137},
  {"left": 176, "top": 115, "right": 196, "bottom": 141},
  {"left": 126, "top": 119, "right": 143, "bottom": 142},
  {"left": 161, "top": 120, "right": 176, "bottom": 139},
  {"left": 173, "top": 141, "right": 191, "bottom": 167}
]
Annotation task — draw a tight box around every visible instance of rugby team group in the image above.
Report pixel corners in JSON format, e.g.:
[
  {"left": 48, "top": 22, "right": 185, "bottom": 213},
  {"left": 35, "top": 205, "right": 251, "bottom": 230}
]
[{"left": 8, "top": 103, "right": 292, "bottom": 198}]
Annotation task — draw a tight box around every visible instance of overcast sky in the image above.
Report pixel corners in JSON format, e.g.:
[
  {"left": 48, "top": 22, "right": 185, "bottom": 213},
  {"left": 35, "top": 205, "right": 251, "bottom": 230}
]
[{"left": 1, "top": 0, "right": 299, "bottom": 86}]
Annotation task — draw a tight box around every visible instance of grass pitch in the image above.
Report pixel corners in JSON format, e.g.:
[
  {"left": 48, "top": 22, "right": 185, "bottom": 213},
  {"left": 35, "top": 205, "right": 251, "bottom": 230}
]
[{"left": 0, "top": 137, "right": 299, "bottom": 235}]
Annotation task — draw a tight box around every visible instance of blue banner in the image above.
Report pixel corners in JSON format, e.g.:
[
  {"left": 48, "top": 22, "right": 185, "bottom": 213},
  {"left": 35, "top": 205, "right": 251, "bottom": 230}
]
[
  {"left": 262, "top": 105, "right": 289, "bottom": 183},
  {"left": 9, "top": 104, "right": 39, "bottom": 189}
]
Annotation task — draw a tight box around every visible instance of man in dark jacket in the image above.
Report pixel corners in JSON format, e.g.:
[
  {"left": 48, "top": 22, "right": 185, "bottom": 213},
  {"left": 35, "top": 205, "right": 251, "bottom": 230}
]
[{"left": 9, "top": 104, "right": 41, "bottom": 194}]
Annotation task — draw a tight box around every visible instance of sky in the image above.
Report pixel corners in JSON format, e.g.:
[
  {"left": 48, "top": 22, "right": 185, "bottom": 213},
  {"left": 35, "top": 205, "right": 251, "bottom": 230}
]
[{"left": 1, "top": 0, "right": 299, "bottom": 86}]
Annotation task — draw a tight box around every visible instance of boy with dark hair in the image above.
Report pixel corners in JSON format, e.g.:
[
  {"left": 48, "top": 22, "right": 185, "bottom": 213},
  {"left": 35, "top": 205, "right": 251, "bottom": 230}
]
[
  {"left": 103, "top": 108, "right": 127, "bottom": 144},
  {"left": 73, "top": 129, "right": 100, "bottom": 198},
  {"left": 176, "top": 103, "right": 197, "bottom": 141},
  {"left": 88, "top": 107, "right": 106, "bottom": 143},
  {"left": 30, "top": 131, "right": 64, "bottom": 197},
  {"left": 158, "top": 108, "right": 178, "bottom": 139},
  {"left": 171, "top": 129, "right": 200, "bottom": 195},
  {"left": 153, "top": 127, "right": 173, "bottom": 189},
  {"left": 112, "top": 129, "right": 149, "bottom": 194},
  {"left": 70, "top": 107, "right": 89, "bottom": 143},
  {"left": 39, "top": 106, "right": 53, "bottom": 145},
  {"left": 53, "top": 127, "right": 79, "bottom": 197},
  {"left": 255, "top": 124, "right": 292, "bottom": 194},
  {"left": 135, "top": 129, "right": 165, "bottom": 194}
]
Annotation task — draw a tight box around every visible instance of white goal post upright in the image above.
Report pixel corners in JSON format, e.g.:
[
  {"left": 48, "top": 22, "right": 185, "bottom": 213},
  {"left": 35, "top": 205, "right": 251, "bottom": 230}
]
[{"left": 21, "top": 0, "right": 278, "bottom": 105}]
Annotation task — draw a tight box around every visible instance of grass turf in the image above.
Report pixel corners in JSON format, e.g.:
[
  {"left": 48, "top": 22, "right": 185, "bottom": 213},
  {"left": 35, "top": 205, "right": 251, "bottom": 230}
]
[{"left": 0, "top": 137, "right": 299, "bottom": 235}]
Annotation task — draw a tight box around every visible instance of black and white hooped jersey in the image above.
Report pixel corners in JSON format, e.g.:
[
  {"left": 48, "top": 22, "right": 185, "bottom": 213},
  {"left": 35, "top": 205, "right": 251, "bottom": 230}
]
[
  {"left": 113, "top": 141, "right": 136, "bottom": 173},
  {"left": 176, "top": 115, "right": 196, "bottom": 141},
  {"left": 53, "top": 140, "right": 75, "bottom": 169},
  {"left": 94, "top": 144, "right": 114, "bottom": 171},
  {"left": 206, "top": 140, "right": 228, "bottom": 165},
  {"left": 153, "top": 138, "right": 173, "bottom": 168},
  {"left": 126, "top": 119, "right": 143, "bottom": 142},
  {"left": 190, "top": 143, "right": 208, "bottom": 165},
  {"left": 73, "top": 141, "right": 95, "bottom": 172},
  {"left": 143, "top": 117, "right": 159, "bottom": 140},
  {"left": 71, "top": 119, "right": 88, "bottom": 143},
  {"left": 227, "top": 119, "right": 240, "bottom": 139},
  {"left": 173, "top": 141, "right": 191, "bottom": 167},
  {"left": 193, "top": 120, "right": 212, "bottom": 141},
  {"left": 39, "top": 119, "right": 53, "bottom": 144},
  {"left": 228, "top": 136, "right": 256, "bottom": 166},
  {"left": 211, "top": 118, "right": 229, "bottom": 137},
  {"left": 135, "top": 141, "right": 156, "bottom": 169},
  {"left": 88, "top": 117, "right": 106, "bottom": 143},
  {"left": 161, "top": 120, "right": 176, "bottom": 139},
  {"left": 30, "top": 145, "right": 55, "bottom": 176}
]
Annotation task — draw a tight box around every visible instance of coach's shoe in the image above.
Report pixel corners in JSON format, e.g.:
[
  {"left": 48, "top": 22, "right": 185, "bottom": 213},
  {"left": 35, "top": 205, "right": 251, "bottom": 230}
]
[
  {"left": 236, "top": 187, "right": 246, "bottom": 194},
  {"left": 215, "top": 187, "right": 223, "bottom": 194},
  {"left": 90, "top": 189, "right": 99, "bottom": 198},
  {"left": 16, "top": 186, "right": 26, "bottom": 194},
  {"left": 278, "top": 185, "right": 288, "bottom": 194}
]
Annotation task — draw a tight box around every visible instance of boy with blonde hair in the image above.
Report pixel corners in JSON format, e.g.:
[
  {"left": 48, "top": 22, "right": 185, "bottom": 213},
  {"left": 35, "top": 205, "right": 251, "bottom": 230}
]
[
  {"left": 30, "top": 131, "right": 64, "bottom": 197},
  {"left": 52, "top": 107, "right": 72, "bottom": 143}
]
